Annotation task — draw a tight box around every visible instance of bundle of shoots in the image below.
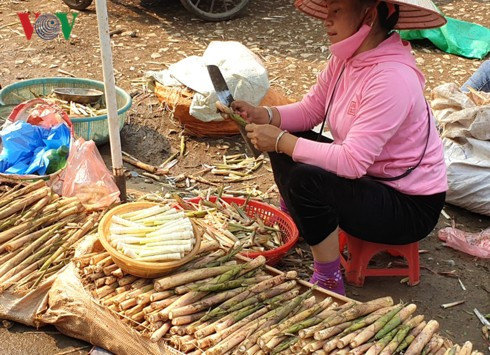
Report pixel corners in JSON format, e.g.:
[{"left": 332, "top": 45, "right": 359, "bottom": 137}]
[{"left": 109, "top": 204, "right": 196, "bottom": 262}]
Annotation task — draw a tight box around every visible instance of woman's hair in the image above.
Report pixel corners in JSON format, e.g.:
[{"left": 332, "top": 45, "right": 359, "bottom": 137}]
[
  {"left": 376, "top": 2, "right": 400, "bottom": 32},
  {"left": 362, "top": 0, "right": 400, "bottom": 32}
]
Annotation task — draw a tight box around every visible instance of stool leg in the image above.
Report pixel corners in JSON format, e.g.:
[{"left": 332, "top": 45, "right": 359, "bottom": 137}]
[
  {"left": 344, "top": 237, "right": 368, "bottom": 287},
  {"left": 407, "top": 243, "right": 420, "bottom": 286},
  {"left": 338, "top": 230, "right": 348, "bottom": 271}
]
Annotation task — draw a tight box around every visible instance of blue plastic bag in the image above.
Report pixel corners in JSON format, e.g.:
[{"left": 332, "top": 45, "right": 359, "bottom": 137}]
[
  {"left": 0, "top": 121, "right": 71, "bottom": 175},
  {"left": 25, "top": 147, "right": 48, "bottom": 175},
  {"left": 0, "top": 121, "right": 44, "bottom": 168},
  {"left": 5, "top": 158, "right": 32, "bottom": 175},
  {"left": 43, "top": 123, "right": 71, "bottom": 149}
]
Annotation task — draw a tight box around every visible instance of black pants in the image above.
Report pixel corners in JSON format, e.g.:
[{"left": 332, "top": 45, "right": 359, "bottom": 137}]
[{"left": 270, "top": 131, "right": 445, "bottom": 246}]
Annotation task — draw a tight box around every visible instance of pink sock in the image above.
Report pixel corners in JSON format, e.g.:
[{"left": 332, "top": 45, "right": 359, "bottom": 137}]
[{"left": 310, "top": 257, "right": 345, "bottom": 295}]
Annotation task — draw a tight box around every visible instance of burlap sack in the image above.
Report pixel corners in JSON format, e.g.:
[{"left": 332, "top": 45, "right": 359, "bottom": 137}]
[
  {"left": 155, "top": 83, "right": 294, "bottom": 137},
  {"left": 40, "top": 236, "right": 167, "bottom": 355},
  {"left": 0, "top": 278, "right": 53, "bottom": 327},
  {"left": 431, "top": 83, "right": 490, "bottom": 216}
]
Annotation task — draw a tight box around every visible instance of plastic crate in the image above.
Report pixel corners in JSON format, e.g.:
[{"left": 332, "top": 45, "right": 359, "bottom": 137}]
[
  {"left": 187, "top": 196, "right": 299, "bottom": 266},
  {"left": 0, "top": 77, "right": 132, "bottom": 145}
]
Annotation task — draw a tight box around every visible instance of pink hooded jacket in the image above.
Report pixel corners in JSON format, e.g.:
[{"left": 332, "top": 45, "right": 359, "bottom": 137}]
[{"left": 277, "top": 33, "right": 448, "bottom": 195}]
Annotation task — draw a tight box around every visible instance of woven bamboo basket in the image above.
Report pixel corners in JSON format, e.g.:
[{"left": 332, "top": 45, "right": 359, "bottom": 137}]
[
  {"left": 0, "top": 77, "right": 132, "bottom": 145},
  {"left": 98, "top": 202, "right": 202, "bottom": 278}
]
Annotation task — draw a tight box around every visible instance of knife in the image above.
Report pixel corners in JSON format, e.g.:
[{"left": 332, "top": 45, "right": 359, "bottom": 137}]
[{"left": 206, "top": 64, "right": 262, "bottom": 159}]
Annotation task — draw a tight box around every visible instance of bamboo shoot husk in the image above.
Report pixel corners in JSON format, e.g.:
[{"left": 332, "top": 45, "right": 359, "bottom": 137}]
[
  {"left": 350, "top": 304, "right": 404, "bottom": 348},
  {"left": 0, "top": 211, "right": 58, "bottom": 245},
  {"left": 0, "top": 253, "right": 51, "bottom": 291},
  {"left": 375, "top": 303, "right": 416, "bottom": 340},
  {"left": 306, "top": 338, "right": 328, "bottom": 353},
  {"left": 18, "top": 193, "right": 52, "bottom": 223},
  {"left": 0, "top": 225, "right": 61, "bottom": 279},
  {"left": 3, "top": 221, "right": 65, "bottom": 252},
  {"left": 225, "top": 280, "right": 297, "bottom": 314},
  {"left": 150, "top": 321, "right": 171, "bottom": 342},
  {"left": 171, "top": 311, "right": 207, "bottom": 326},
  {"left": 154, "top": 265, "right": 237, "bottom": 291},
  {"left": 39, "top": 215, "right": 96, "bottom": 272},
  {"left": 174, "top": 277, "right": 215, "bottom": 294},
  {"left": 0, "top": 181, "right": 45, "bottom": 209},
  {"left": 404, "top": 320, "right": 439, "bottom": 355},
  {"left": 102, "top": 263, "right": 119, "bottom": 276},
  {"left": 150, "top": 290, "right": 175, "bottom": 302},
  {"left": 118, "top": 275, "right": 138, "bottom": 287},
  {"left": 336, "top": 306, "right": 395, "bottom": 339},
  {"left": 348, "top": 342, "right": 375, "bottom": 355},
  {"left": 365, "top": 326, "right": 400, "bottom": 355},
  {"left": 457, "top": 341, "right": 473, "bottom": 355},
  {"left": 278, "top": 297, "right": 336, "bottom": 336},
  {"left": 198, "top": 306, "right": 270, "bottom": 349},
  {"left": 337, "top": 328, "right": 364, "bottom": 349},
  {"left": 379, "top": 315, "right": 424, "bottom": 355},
  {"left": 298, "top": 302, "right": 356, "bottom": 340},
  {"left": 158, "top": 291, "right": 207, "bottom": 322},
  {"left": 240, "top": 294, "right": 316, "bottom": 351},
  {"left": 0, "top": 247, "right": 21, "bottom": 264},
  {"left": 206, "top": 320, "right": 262, "bottom": 355},
  {"left": 395, "top": 321, "right": 427, "bottom": 353},
  {"left": 170, "top": 286, "right": 247, "bottom": 319}
]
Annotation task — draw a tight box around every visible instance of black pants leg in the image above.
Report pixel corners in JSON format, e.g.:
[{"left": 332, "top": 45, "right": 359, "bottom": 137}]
[{"left": 269, "top": 131, "right": 445, "bottom": 246}]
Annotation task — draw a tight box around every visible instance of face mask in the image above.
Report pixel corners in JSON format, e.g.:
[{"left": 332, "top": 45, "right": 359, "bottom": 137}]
[
  {"left": 329, "top": 23, "right": 372, "bottom": 60},
  {"left": 329, "top": 6, "right": 377, "bottom": 61}
]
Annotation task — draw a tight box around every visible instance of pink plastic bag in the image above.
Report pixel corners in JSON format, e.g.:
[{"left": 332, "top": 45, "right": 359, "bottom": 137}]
[
  {"left": 438, "top": 226, "right": 490, "bottom": 259},
  {"left": 7, "top": 98, "right": 74, "bottom": 133},
  {"left": 59, "top": 138, "right": 120, "bottom": 210}
]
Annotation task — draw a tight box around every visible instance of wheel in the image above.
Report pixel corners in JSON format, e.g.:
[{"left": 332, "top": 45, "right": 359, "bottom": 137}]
[
  {"left": 62, "top": 0, "right": 93, "bottom": 10},
  {"left": 180, "top": 0, "right": 250, "bottom": 21}
]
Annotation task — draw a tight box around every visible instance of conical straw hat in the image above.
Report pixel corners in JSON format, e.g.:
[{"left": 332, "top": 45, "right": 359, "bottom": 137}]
[{"left": 295, "top": 0, "right": 447, "bottom": 30}]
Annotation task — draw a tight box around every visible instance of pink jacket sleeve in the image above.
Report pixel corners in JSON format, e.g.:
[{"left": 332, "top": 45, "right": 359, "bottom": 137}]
[
  {"left": 277, "top": 65, "right": 333, "bottom": 132},
  {"left": 290, "top": 67, "right": 413, "bottom": 179}
]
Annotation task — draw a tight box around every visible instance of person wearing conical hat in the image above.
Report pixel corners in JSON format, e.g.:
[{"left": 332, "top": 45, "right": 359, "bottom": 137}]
[{"left": 219, "top": 0, "right": 448, "bottom": 295}]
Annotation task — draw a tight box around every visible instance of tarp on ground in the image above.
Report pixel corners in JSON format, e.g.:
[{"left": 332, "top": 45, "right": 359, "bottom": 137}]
[{"left": 400, "top": 17, "right": 490, "bottom": 59}]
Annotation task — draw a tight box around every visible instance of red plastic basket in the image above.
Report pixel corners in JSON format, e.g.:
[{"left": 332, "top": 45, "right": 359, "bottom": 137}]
[{"left": 187, "top": 196, "right": 299, "bottom": 266}]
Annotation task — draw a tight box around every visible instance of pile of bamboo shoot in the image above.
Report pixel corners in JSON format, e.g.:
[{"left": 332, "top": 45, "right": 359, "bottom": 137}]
[
  {"left": 211, "top": 154, "right": 264, "bottom": 182},
  {"left": 184, "top": 197, "right": 284, "bottom": 252},
  {"left": 75, "top": 246, "right": 482, "bottom": 355},
  {"left": 45, "top": 94, "right": 108, "bottom": 118},
  {"left": 0, "top": 181, "right": 101, "bottom": 294},
  {"left": 109, "top": 204, "right": 196, "bottom": 262}
]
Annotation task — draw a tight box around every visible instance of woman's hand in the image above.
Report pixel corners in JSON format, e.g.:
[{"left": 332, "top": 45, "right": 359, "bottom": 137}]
[
  {"left": 216, "top": 100, "right": 270, "bottom": 125},
  {"left": 246, "top": 123, "right": 283, "bottom": 152},
  {"left": 231, "top": 101, "right": 270, "bottom": 124}
]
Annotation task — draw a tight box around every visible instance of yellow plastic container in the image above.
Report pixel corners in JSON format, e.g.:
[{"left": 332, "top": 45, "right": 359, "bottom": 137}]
[{"left": 98, "top": 202, "right": 202, "bottom": 278}]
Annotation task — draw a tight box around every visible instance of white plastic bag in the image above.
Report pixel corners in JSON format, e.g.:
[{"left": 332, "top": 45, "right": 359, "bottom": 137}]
[
  {"left": 146, "top": 41, "right": 269, "bottom": 122},
  {"left": 431, "top": 83, "right": 490, "bottom": 216}
]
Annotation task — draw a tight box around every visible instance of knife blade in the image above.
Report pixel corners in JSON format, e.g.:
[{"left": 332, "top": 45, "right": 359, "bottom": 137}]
[{"left": 206, "top": 64, "right": 262, "bottom": 159}]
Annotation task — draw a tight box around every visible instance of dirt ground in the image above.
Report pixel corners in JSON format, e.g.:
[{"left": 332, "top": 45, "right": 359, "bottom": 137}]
[{"left": 0, "top": 0, "right": 489, "bottom": 353}]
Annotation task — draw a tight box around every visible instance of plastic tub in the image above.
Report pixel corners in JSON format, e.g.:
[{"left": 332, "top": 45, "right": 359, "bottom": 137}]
[{"left": 0, "top": 77, "right": 132, "bottom": 145}]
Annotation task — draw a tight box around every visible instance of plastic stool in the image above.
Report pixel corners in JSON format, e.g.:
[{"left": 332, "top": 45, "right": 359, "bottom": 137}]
[{"left": 338, "top": 230, "right": 420, "bottom": 286}]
